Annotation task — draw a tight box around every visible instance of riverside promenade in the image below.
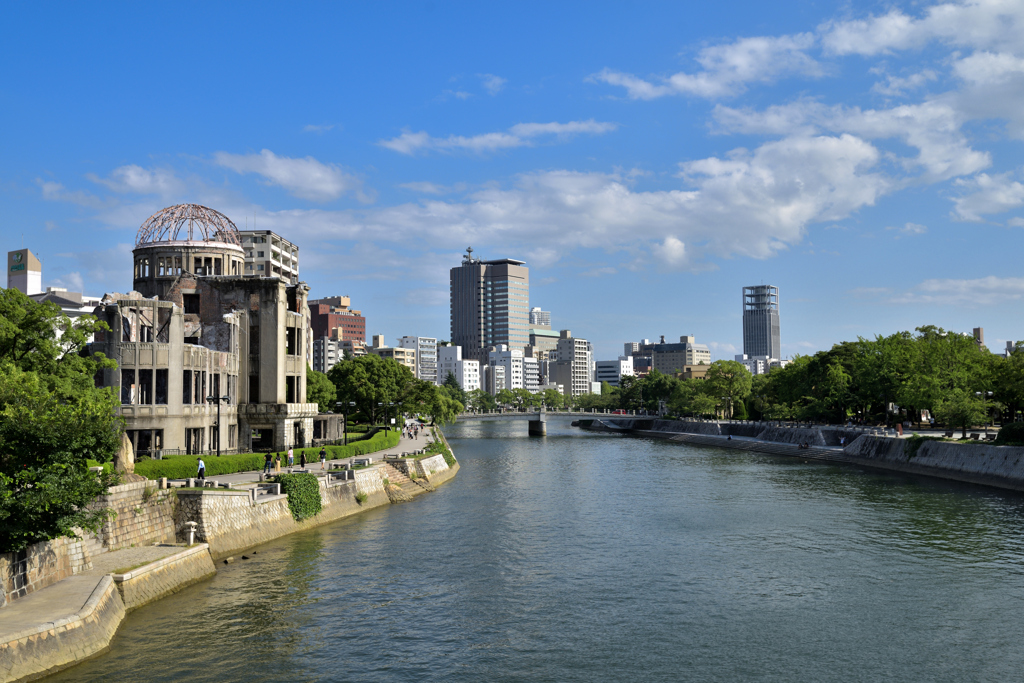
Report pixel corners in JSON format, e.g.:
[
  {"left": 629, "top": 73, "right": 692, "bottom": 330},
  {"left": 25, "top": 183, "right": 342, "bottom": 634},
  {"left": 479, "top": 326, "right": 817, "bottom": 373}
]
[{"left": 0, "top": 425, "right": 447, "bottom": 683}]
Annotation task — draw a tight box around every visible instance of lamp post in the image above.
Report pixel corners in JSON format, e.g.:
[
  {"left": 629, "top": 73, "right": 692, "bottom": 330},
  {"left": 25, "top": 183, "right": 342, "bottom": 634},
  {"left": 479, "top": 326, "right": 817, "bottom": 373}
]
[
  {"left": 388, "top": 402, "right": 396, "bottom": 432},
  {"left": 205, "top": 394, "right": 231, "bottom": 456},
  {"left": 976, "top": 390, "right": 994, "bottom": 435},
  {"left": 377, "top": 402, "right": 384, "bottom": 431},
  {"left": 336, "top": 401, "right": 357, "bottom": 446}
]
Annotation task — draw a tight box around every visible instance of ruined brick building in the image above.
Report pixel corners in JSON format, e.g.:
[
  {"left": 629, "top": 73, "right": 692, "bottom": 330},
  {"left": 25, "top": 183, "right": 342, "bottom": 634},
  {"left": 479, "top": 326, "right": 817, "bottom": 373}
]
[{"left": 90, "top": 204, "right": 317, "bottom": 455}]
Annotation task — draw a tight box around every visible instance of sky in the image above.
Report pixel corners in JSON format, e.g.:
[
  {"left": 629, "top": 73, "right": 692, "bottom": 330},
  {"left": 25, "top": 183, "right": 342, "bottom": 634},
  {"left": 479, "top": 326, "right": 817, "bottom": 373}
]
[{"left": 3, "top": 0, "right": 1024, "bottom": 361}]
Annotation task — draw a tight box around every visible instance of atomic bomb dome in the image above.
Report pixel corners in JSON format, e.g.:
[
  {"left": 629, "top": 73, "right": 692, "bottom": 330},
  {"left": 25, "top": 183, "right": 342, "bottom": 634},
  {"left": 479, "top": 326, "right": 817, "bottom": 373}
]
[
  {"left": 136, "top": 203, "right": 242, "bottom": 247},
  {"left": 132, "top": 204, "right": 246, "bottom": 298}
]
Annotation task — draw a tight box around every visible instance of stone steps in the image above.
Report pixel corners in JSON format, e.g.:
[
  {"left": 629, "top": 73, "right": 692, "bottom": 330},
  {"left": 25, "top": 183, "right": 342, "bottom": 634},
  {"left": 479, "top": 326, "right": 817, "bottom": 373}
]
[{"left": 381, "top": 464, "right": 420, "bottom": 503}]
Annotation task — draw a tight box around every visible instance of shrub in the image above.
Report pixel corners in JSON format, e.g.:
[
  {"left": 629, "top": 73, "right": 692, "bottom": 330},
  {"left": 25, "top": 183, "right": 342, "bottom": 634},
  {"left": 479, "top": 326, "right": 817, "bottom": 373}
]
[
  {"left": 355, "top": 492, "right": 368, "bottom": 504},
  {"left": 423, "top": 438, "right": 456, "bottom": 468},
  {"left": 996, "top": 422, "right": 1024, "bottom": 446},
  {"left": 274, "top": 473, "right": 322, "bottom": 521}
]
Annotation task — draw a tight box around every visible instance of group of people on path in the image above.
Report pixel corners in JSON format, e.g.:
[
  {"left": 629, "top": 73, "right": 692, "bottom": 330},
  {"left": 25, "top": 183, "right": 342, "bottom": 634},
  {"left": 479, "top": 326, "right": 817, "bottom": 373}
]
[
  {"left": 262, "top": 447, "right": 328, "bottom": 473},
  {"left": 403, "top": 424, "right": 421, "bottom": 440}
]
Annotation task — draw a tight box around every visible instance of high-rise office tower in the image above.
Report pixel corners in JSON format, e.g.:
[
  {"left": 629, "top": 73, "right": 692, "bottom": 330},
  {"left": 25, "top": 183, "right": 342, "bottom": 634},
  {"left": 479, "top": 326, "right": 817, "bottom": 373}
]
[
  {"left": 529, "top": 307, "right": 551, "bottom": 328},
  {"left": 450, "top": 248, "right": 530, "bottom": 364},
  {"left": 742, "top": 285, "right": 781, "bottom": 359}
]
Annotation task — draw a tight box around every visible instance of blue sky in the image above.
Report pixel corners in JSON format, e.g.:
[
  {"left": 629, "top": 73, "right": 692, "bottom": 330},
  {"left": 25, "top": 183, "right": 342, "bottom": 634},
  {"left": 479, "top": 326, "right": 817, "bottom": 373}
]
[{"left": 3, "top": 0, "right": 1024, "bottom": 360}]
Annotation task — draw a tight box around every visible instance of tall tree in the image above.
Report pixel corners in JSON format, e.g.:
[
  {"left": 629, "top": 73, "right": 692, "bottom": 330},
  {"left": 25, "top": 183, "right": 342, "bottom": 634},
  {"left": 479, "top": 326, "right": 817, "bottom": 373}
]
[
  {"left": 705, "top": 360, "right": 753, "bottom": 418},
  {"left": 306, "top": 364, "right": 337, "bottom": 413}
]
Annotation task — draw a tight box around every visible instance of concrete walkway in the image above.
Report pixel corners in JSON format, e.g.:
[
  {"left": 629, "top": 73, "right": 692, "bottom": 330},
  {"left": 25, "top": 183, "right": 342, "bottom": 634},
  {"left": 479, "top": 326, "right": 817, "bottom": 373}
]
[
  {"left": 189, "top": 424, "right": 436, "bottom": 487},
  {"left": 0, "top": 544, "right": 181, "bottom": 642}
]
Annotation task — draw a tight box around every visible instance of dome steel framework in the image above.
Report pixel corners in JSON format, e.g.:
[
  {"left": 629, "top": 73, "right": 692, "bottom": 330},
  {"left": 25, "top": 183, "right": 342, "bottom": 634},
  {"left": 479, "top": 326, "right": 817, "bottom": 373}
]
[{"left": 136, "top": 204, "right": 242, "bottom": 247}]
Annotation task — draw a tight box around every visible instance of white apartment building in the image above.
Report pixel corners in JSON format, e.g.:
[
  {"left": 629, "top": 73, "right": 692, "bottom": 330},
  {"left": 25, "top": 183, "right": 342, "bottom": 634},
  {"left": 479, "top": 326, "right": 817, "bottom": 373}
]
[
  {"left": 238, "top": 230, "right": 299, "bottom": 282},
  {"left": 483, "top": 364, "right": 506, "bottom": 395},
  {"left": 312, "top": 338, "right": 341, "bottom": 374},
  {"left": 398, "top": 336, "right": 438, "bottom": 384},
  {"left": 488, "top": 345, "right": 524, "bottom": 393},
  {"left": 551, "top": 330, "right": 593, "bottom": 397},
  {"left": 437, "top": 346, "right": 481, "bottom": 392},
  {"left": 734, "top": 354, "right": 790, "bottom": 376},
  {"left": 523, "top": 356, "right": 540, "bottom": 393},
  {"left": 595, "top": 356, "right": 634, "bottom": 387}
]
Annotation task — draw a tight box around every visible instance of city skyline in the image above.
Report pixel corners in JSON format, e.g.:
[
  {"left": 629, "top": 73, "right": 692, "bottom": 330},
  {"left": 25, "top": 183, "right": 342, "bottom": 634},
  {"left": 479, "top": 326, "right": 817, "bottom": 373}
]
[{"left": 3, "top": 1, "right": 1024, "bottom": 359}]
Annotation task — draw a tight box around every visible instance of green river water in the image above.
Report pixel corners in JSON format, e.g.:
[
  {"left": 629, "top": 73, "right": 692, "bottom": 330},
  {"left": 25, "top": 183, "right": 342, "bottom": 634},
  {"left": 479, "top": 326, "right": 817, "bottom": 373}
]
[{"left": 45, "top": 418, "right": 1024, "bottom": 682}]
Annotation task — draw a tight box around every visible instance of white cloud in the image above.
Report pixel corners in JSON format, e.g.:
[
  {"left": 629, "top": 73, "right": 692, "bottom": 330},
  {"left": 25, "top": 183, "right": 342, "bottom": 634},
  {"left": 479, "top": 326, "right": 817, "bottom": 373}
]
[
  {"left": 302, "top": 124, "right": 336, "bottom": 133},
  {"left": 713, "top": 100, "right": 990, "bottom": 181},
  {"left": 399, "top": 181, "right": 467, "bottom": 195},
  {"left": 36, "top": 179, "right": 105, "bottom": 208},
  {"left": 886, "top": 222, "right": 928, "bottom": 234},
  {"left": 952, "top": 170, "right": 1024, "bottom": 220},
  {"left": 248, "top": 133, "right": 890, "bottom": 271},
  {"left": 378, "top": 119, "right": 618, "bottom": 155},
  {"left": 213, "top": 149, "right": 371, "bottom": 203},
  {"left": 480, "top": 74, "right": 507, "bottom": 95},
  {"left": 892, "top": 276, "right": 1024, "bottom": 305},
  {"left": 581, "top": 266, "right": 617, "bottom": 277},
  {"left": 872, "top": 69, "right": 938, "bottom": 96},
  {"left": 821, "top": 2, "right": 1024, "bottom": 56},
  {"left": 591, "top": 33, "right": 822, "bottom": 100},
  {"left": 50, "top": 271, "right": 84, "bottom": 292},
  {"left": 86, "top": 165, "right": 183, "bottom": 196},
  {"left": 1007, "top": 217, "right": 1024, "bottom": 227}
]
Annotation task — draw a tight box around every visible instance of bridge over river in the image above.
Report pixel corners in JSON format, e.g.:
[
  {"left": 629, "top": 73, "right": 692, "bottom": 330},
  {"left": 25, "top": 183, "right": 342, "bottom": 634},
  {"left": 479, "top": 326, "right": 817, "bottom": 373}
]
[{"left": 456, "top": 409, "right": 652, "bottom": 435}]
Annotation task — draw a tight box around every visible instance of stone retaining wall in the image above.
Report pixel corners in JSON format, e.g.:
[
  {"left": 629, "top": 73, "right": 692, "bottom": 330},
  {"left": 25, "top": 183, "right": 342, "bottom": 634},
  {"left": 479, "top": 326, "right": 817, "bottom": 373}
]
[
  {"left": 91, "top": 480, "right": 177, "bottom": 551},
  {"left": 112, "top": 544, "right": 216, "bottom": 612},
  {"left": 0, "top": 575, "right": 125, "bottom": 683},
  {"left": 0, "top": 537, "right": 92, "bottom": 609},
  {"left": 844, "top": 435, "right": 1024, "bottom": 491},
  {"left": 755, "top": 426, "right": 827, "bottom": 446},
  {"left": 415, "top": 454, "right": 449, "bottom": 479},
  {"left": 178, "top": 467, "right": 390, "bottom": 559}
]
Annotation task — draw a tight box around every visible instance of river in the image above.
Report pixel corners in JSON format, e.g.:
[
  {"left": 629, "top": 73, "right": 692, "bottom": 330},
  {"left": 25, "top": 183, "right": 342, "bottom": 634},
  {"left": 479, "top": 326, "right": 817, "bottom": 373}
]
[{"left": 47, "top": 417, "right": 1024, "bottom": 682}]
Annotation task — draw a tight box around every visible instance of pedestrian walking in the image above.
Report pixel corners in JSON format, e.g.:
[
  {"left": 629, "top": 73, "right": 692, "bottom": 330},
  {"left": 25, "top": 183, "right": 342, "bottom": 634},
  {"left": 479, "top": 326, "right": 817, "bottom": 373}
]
[
  {"left": 263, "top": 452, "right": 272, "bottom": 474},
  {"left": 197, "top": 457, "right": 206, "bottom": 482},
  {"left": 319, "top": 447, "right": 327, "bottom": 470},
  {"left": 287, "top": 447, "right": 294, "bottom": 466},
  {"left": 300, "top": 451, "right": 306, "bottom": 468},
  {"left": 274, "top": 453, "right": 282, "bottom": 473}
]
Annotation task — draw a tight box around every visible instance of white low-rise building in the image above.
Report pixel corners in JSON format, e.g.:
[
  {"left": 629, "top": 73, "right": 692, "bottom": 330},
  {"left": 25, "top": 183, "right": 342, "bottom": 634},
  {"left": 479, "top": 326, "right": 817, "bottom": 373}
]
[
  {"left": 437, "top": 345, "right": 481, "bottom": 392},
  {"left": 734, "top": 354, "right": 790, "bottom": 376},
  {"left": 595, "top": 356, "right": 634, "bottom": 387}
]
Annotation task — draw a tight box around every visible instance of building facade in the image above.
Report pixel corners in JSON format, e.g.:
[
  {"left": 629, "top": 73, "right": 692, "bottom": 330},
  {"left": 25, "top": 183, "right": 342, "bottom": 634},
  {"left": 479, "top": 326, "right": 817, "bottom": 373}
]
[
  {"left": 650, "top": 335, "right": 711, "bottom": 374},
  {"left": 529, "top": 307, "right": 551, "bottom": 328},
  {"left": 398, "top": 336, "right": 438, "bottom": 384},
  {"left": 238, "top": 230, "right": 299, "bottom": 282},
  {"left": 308, "top": 295, "right": 366, "bottom": 343},
  {"left": 488, "top": 345, "right": 524, "bottom": 393},
  {"left": 437, "top": 345, "right": 481, "bottom": 392},
  {"left": 91, "top": 203, "right": 317, "bottom": 455},
  {"left": 312, "top": 337, "right": 342, "bottom": 374},
  {"left": 551, "top": 330, "right": 593, "bottom": 396},
  {"left": 369, "top": 345, "right": 417, "bottom": 374},
  {"left": 595, "top": 356, "right": 634, "bottom": 387},
  {"left": 450, "top": 248, "right": 530, "bottom": 364},
  {"left": 742, "top": 285, "right": 780, "bottom": 359},
  {"left": 7, "top": 249, "right": 42, "bottom": 295}
]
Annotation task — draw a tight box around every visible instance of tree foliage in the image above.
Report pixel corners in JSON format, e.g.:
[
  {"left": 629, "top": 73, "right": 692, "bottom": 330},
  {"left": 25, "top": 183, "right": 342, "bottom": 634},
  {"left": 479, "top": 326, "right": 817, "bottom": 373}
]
[
  {"left": 0, "top": 289, "right": 121, "bottom": 552},
  {"left": 306, "top": 364, "right": 337, "bottom": 413}
]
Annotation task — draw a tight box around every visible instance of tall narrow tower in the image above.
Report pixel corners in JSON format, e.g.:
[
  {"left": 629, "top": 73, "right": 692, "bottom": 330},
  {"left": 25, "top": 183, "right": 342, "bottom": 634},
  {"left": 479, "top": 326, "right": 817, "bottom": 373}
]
[
  {"left": 450, "top": 248, "right": 530, "bottom": 364},
  {"left": 7, "top": 249, "right": 42, "bottom": 295},
  {"left": 742, "top": 285, "right": 780, "bottom": 359}
]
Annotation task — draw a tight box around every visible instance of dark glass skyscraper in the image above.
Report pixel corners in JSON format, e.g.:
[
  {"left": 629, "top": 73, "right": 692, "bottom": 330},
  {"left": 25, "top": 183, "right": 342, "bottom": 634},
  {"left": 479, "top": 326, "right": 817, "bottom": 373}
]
[
  {"left": 742, "top": 285, "right": 781, "bottom": 359},
  {"left": 450, "top": 248, "right": 530, "bottom": 364}
]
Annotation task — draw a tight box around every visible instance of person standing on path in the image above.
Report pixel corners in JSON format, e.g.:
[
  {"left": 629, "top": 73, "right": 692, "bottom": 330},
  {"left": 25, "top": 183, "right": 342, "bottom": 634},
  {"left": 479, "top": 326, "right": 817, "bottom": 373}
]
[
  {"left": 300, "top": 451, "right": 306, "bottom": 469},
  {"left": 264, "top": 452, "right": 272, "bottom": 475},
  {"left": 288, "top": 447, "right": 294, "bottom": 466},
  {"left": 197, "top": 457, "right": 206, "bottom": 482},
  {"left": 319, "top": 447, "right": 327, "bottom": 470},
  {"left": 275, "top": 453, "right": 282, "bottom": 473}
]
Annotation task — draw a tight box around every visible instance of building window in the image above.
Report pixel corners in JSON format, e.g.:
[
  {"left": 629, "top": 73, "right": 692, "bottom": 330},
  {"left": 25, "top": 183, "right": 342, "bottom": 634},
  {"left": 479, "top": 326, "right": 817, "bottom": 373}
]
[
  {"left": 183, "top": 370, "right": 192, "bottom": 404},
  {"left": 138, "top": 369, "right": 153, "bottom": 404},
  {"left": 121, "top": 369, "right": 135, "bottom": 404},
  {"left": 155, "top": 369, "right": 168, "bottom": 404},
  {"left": 249, "top": 375, "right": 259, "bottom": 403},
  {"left": 183, "top": 293, "right": 200, "bottom": 315}
]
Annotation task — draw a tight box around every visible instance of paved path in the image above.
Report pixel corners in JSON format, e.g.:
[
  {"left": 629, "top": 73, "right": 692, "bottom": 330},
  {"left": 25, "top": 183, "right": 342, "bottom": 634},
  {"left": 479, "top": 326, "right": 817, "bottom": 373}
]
[{"left": 191, "top": 424, "right": 435, "bottom": 487}]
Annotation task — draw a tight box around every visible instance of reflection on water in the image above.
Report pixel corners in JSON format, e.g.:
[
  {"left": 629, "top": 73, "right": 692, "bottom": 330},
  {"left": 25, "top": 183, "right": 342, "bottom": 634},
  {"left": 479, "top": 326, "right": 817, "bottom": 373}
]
[{"left": 47, "top": 418, "right": 1024, "bottom": 682}]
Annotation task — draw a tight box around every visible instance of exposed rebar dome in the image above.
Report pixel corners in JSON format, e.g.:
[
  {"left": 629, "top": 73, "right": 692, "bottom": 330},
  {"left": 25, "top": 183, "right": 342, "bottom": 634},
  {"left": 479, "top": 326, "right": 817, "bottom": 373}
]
[{"left": 136, "top": 204, "right": 241, "bottom": 247}]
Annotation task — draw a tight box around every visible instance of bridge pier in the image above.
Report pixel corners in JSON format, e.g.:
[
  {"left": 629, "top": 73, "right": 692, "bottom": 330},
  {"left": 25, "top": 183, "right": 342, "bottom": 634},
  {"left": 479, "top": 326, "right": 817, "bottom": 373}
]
[{"left": 529, "top": 411, "right": 546, "bottom": 436}]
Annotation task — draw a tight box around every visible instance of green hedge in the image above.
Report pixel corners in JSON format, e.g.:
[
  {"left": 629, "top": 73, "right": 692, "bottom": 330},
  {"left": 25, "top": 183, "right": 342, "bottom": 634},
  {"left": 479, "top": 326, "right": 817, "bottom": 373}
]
[
  {"left": 128, "top": 431, "right": 400, "bottom": 480},
  {"left": 996, "top": 422, "right": 1024, "bottom": 446},
  {"left": 274, "top": 473, "right": 322, "bottom": 521},
  {"left": 425, "top": 431, "right": 456, "bottom": 468}
]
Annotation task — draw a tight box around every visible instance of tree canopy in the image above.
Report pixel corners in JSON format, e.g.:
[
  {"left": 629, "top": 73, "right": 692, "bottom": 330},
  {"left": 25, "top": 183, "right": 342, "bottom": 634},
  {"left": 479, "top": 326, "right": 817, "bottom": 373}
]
[{"left": 0, "top": 289, "right": 121, "bottom": 553}]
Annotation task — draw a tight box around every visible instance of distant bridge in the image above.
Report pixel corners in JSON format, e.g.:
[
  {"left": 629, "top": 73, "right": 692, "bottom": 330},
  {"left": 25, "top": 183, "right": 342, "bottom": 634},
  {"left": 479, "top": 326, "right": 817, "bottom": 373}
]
[{"left": 455, "top": 410, "right": 653, "bottom": 434}]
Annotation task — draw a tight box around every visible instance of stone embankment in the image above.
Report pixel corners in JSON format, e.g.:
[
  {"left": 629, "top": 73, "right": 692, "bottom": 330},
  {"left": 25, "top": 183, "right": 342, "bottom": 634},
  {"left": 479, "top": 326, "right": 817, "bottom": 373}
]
[
  {"left": 0, "top": 437, "right": 459, "bottom": 682},
  {"left": 579, "top": 417, "right": 1024, "bottom": 493}
]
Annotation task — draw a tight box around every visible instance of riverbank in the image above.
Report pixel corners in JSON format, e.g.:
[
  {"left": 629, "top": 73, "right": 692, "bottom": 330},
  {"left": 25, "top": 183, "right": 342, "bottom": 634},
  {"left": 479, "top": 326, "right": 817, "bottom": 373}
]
[
  {"left": 578, "top": 417, "right": 1024, "bottom": 493},
  {"left": 0, "top": 427, "right": 459, "bottom": 683}
]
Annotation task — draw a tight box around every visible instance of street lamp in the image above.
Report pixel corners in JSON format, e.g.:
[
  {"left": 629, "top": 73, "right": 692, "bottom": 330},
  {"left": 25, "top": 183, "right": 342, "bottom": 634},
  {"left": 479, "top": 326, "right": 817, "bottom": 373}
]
[
  {"left": 206, "top": 394, "right": 231, "bottom": 457},
  {"left": 336, "top": 401, "right": 356, "bottom": 446},
  {"left": 976, "top": 391, "right": 994, "bottom": 434},
  {"left": 377, "top": 402, "right": 384, "bottom": 430}
]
